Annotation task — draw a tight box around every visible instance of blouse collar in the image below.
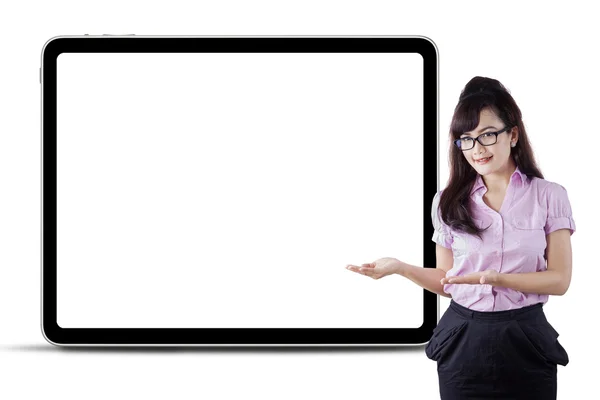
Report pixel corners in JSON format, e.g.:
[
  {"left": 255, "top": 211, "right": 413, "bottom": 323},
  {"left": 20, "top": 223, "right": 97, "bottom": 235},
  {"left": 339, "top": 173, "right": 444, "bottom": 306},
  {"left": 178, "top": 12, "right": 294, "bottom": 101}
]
[{"left": 470, "top": 165, "right": 527, "bottom": 195}]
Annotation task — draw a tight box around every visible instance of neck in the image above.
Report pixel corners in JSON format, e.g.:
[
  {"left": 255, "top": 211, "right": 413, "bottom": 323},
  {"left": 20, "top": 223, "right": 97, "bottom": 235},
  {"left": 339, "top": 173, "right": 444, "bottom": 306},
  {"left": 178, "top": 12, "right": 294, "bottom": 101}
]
[{"left": 482, "top": 159, "right": 517, "bottom": 193}]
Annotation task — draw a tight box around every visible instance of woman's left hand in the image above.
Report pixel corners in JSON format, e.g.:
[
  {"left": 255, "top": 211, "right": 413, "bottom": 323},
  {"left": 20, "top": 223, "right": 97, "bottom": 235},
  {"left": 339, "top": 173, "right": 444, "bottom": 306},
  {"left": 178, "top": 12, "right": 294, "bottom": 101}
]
[{"left": 440, "top": 270, "right": 500, "bottom": 286}]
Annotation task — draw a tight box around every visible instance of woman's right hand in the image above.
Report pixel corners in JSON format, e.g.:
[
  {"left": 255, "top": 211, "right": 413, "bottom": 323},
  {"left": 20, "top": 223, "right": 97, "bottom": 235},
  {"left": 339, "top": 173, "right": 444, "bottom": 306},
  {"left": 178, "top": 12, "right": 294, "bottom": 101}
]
[{"left": 346, "top": 257, "right": 404, "bottom": 280}]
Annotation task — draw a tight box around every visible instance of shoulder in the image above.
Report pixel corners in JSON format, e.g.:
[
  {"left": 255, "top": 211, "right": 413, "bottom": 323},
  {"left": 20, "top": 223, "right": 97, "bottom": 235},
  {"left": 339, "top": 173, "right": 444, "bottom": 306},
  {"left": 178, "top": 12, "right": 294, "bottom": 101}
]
[
  {"left": 528, "top": 176, "right": 569, "bottom": 197},
  {"left": 432, "top": 188, "right": 446, "bottom": 207},
  {"left": 529, "top": 177, "right": 573, "bottom": 217}
]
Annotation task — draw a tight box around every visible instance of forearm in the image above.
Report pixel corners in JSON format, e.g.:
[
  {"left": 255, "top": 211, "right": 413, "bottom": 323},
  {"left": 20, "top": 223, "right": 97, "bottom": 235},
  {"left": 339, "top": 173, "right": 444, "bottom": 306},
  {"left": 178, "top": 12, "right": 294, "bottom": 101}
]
[
  {"left": 495, "top": 270, "right": 567, "bottom": 296},
  {"left": 397, "top": 264, "right": 452, "bottom": 298}
]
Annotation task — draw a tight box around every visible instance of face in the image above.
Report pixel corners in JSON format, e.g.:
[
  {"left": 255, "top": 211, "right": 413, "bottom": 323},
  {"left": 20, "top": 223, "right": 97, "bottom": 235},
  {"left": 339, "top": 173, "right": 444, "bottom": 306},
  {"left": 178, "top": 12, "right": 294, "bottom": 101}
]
[{"left": 458, "top": 108, "right": 518, "bottom": 175}]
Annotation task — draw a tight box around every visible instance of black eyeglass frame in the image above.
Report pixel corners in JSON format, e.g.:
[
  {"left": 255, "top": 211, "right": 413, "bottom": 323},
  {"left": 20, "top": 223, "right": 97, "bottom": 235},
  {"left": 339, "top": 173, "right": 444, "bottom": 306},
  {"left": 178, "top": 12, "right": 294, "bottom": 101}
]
[{"left": 454, "top": 126, "right": 512, "bottom": 151}]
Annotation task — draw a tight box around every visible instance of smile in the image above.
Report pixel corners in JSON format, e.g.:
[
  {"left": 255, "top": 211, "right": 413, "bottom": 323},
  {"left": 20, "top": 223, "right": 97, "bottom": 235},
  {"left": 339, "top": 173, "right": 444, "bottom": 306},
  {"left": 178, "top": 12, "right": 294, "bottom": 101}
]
[{"left": 475, "top": 156, "right": 493, "bottom": 164}]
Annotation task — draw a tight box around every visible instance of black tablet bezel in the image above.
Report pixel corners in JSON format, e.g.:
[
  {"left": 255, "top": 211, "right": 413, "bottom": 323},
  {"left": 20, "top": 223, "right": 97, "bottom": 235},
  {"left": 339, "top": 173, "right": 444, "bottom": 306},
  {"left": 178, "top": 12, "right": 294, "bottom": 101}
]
[{"left": 41, "top": 35, "right": 439, "bottom": 346}]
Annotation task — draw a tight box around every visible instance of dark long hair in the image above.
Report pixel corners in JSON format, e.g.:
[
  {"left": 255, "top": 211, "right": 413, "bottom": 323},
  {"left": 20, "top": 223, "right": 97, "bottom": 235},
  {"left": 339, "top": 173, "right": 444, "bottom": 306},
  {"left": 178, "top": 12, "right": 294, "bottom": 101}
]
[{"left": 439, "top": 76, "right": 544, "bottom": 238}]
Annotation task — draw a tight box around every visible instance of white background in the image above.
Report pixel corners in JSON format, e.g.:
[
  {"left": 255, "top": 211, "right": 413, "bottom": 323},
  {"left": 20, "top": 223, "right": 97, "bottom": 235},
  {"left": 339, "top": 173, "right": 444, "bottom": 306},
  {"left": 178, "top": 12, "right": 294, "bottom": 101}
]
[
  {"left": 1, "top": 1, "right": 597, "bottom": 399},
  {"left": 56, "top": 52, "right": 423, "bottom": 329}
]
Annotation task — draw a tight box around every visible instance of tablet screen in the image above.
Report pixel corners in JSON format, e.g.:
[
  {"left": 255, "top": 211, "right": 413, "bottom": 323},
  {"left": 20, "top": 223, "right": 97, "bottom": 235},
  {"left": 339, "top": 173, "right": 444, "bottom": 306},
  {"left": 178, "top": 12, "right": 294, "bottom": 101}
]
[{"left": 42, "top": 36, "right": 438, "bottom": 345}]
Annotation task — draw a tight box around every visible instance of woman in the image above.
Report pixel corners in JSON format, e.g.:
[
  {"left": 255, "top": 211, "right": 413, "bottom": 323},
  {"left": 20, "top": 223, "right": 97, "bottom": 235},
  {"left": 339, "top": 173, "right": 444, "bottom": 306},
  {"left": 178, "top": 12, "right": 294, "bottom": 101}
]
[{"left": 346, "top": 76, "right": 574, "bottom": 399}]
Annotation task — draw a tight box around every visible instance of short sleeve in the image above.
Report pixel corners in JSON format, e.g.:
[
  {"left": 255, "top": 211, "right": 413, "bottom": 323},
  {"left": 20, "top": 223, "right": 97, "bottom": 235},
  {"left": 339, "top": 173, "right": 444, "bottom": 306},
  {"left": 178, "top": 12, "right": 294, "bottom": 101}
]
[
  {"left": 544, "top": 183, "right": 576, "bottom": 236},
  {"left": 431, "top": 190, "right": 453, "bottom": 248}
]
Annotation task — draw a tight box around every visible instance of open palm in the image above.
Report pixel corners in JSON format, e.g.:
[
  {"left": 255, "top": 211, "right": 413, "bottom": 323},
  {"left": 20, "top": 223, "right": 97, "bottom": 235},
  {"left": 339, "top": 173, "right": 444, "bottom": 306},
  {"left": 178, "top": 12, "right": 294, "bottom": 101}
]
[{"left": 346, "top": 257, "right": 401, "bottom": 280}]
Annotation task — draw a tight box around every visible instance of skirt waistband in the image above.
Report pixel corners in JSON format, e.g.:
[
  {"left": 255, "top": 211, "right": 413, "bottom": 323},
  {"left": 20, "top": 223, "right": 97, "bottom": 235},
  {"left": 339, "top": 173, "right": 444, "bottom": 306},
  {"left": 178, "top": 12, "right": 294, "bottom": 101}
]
[{"left": 449, "top": 299, "right": 544, "bottom": 321}]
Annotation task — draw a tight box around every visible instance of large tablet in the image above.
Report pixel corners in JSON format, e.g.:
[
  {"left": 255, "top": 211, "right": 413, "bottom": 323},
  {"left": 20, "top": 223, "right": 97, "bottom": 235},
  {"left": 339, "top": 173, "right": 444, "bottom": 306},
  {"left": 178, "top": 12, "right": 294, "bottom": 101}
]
[{"left": 41, "top": 35, "right": 439, "bottom": 346}]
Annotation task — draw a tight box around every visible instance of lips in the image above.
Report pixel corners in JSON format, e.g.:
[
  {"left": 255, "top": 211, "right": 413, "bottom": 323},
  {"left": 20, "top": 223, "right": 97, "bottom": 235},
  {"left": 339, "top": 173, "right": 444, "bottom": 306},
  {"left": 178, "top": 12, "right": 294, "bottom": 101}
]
[{"left": 474, "top": 155, "right": 493, "bottom": 165}]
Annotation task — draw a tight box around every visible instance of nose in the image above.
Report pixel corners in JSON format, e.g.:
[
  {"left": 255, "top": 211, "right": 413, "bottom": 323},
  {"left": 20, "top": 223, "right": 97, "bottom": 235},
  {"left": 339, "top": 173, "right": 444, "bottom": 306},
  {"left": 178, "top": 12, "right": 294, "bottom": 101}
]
[{"left": 472, "top": 140, "right": 485, "bottom": 154}]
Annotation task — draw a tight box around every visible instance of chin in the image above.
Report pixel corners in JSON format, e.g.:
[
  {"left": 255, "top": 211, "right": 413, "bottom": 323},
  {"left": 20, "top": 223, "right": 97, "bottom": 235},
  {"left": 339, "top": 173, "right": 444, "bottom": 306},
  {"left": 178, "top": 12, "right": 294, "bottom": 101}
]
[{"left": 473, "top": 163, "right": 496, "bottom": 175}]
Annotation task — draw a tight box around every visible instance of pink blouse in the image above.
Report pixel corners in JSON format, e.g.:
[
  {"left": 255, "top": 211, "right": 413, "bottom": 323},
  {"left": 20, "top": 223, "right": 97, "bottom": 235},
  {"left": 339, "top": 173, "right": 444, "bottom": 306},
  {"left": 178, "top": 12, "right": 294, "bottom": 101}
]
[{"left": 431, "top": 166, "right": 576, "bottom": 311}]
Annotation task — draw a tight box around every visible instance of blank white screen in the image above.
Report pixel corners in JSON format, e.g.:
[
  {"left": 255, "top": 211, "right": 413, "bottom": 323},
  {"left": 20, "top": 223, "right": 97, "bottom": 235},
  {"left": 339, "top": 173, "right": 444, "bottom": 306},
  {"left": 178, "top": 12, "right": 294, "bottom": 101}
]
[{"left": 56, "top": 52, "right": 424, "bottom": 328}]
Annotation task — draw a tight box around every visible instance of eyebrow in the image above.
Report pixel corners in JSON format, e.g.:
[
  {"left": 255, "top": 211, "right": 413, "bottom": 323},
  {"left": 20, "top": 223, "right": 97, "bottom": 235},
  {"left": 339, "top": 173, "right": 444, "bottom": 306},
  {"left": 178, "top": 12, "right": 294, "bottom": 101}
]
[{"left": 461, "top": 126, "right": 498, "bottom": 137}]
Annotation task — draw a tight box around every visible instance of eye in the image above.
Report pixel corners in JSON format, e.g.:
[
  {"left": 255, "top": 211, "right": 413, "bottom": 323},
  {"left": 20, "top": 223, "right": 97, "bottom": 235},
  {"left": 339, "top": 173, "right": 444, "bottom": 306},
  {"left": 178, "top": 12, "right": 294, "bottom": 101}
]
[
  {"left": 460, "top": 137, "right": 473, "bottom": 143},
  {"left": 482, "top": 132, "right": 495, "bottom": 138}
]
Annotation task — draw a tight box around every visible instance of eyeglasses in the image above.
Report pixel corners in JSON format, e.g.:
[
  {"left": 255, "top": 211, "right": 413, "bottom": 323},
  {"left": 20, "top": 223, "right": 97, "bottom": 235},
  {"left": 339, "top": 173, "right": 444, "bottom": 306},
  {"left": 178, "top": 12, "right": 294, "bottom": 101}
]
[{"left": 453, "top": 126, "right": 512, "bottom": 151}]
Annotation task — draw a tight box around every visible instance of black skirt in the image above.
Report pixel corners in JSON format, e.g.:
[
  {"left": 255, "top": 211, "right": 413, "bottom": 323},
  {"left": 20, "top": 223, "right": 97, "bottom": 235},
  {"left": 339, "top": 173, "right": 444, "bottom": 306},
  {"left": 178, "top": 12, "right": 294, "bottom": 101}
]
[{"left": 425, "top": 300, "right": 569, "bottom": 400}]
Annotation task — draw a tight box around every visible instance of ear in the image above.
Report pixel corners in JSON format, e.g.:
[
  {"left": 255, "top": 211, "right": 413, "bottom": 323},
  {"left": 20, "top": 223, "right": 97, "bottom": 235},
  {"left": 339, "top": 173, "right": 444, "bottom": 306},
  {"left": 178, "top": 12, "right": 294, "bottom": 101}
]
[{"left": 511, "top": 126, "right": 519, "bottom": 144}]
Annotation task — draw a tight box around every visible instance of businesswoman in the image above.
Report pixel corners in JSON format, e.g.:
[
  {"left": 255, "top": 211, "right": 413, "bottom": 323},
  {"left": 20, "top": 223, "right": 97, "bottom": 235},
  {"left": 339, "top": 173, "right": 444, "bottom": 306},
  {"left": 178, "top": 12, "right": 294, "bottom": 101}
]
[{"left": 346, "top": 76, "right": 574, "bottom": 399}]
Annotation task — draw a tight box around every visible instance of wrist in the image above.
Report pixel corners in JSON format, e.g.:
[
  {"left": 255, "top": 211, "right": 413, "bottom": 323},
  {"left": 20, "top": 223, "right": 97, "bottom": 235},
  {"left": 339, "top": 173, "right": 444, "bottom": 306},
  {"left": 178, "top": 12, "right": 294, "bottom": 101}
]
[
  {"left": 394, "top": 260, "right": 408, "bottom": 276},
  {"left": 492, "top": 272, "right": 504, "bottom": 286}
]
